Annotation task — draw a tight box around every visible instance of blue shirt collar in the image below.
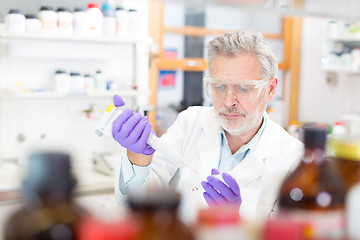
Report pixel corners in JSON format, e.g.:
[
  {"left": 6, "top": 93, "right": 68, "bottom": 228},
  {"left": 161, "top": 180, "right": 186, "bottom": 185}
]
[{"left": 220, "top": 114, "right": 267, "bottom": 156}]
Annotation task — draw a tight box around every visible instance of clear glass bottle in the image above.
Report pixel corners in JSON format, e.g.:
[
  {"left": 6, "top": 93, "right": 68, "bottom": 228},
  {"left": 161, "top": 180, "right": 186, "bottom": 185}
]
[
  {"left": 4, "top": 152, "right": 86, "bottom": 240},
  {"left": 330, "top": 136, "right": 360, "bottom": 191},
  {"left": 346, "top": 178, "right": 360, "bottom": 239},
  {"left": 329, "top": 135, "right": 360, "bottom": 239},
  {"left": 127, "top": 189, "right": 194, "bottom": 240},
  {"left": 278, "top": 125, "right": 346, "bottom": 239},
  {"left": 94, "top": 70, "right": 107, "bottom": 92}
]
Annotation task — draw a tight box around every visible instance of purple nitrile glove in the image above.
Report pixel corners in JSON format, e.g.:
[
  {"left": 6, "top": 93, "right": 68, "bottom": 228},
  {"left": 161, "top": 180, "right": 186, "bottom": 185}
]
[
  {"left": 112, "top": 95, "right": 155, "bottom": 155},
  {"left": 201, "top": 168, "right": 242, "bottom": 211}
]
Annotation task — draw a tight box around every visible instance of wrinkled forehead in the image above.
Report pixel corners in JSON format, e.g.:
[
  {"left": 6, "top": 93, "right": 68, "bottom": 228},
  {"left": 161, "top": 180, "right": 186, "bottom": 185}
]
[{"left": 208, "top": 54, "right": 263, "bottom": 81}]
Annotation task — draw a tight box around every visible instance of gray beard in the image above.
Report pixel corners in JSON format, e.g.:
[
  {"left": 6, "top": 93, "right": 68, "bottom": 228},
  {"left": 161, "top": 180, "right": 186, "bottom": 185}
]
[{"left": 214, "top": 104, "right": 267, "bottom": 136}]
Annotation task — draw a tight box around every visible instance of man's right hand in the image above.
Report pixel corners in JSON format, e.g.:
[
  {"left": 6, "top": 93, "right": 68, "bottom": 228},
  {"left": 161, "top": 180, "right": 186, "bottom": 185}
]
[{"left": 112, "top": 95, "right": 155, "bottom": 160}]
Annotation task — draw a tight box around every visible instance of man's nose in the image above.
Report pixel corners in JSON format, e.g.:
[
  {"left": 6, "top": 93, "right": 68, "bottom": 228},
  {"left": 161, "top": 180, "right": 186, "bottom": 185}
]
[{"left": 223, "top": 88, "right": 239, "bottom": 107}]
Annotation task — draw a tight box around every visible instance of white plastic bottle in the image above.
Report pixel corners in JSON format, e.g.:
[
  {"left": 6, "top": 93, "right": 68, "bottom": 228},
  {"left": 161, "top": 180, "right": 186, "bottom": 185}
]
[
  {"left": 5, "top": 9, "right": 26, "bottom": 33},
  {"left": 56, "top": 7, "right": 73, "bottom": 35},
  {"left": 94, "top": 70, "right": 107, "bottom": 92},
  {"left": 84, "top": 74, "right": 95, "bottom": 93},
  {"left": 327, "top": 21, "right": 341, "bottom": 39},
  {"left": 115, "top": 7, "right": 129, "bottom": 37},
  {"left": 87, "top": 2, "right": 103, "bottom": 36},
  {"left": 102, "top": 3, "right": 116, "bottom": 36},
  {"left": 25, "top": 14, "right": 42, "bottom": 33},
  {"left": 69, "top": 72, "right": 85, "bottom": 93},
  {"left": 38, "top": 6, "right": 57, "bottom": 33},
  {"left": 128, "top": 9, "right": 140, "bottom": 36},
  {"left": 54, "top": 70, "right": 71, "bottom": 93},
  {"left": 73, "top": 7, "right": 89, "bottom": 36},
  {"left": 332, "top": 121, "right": 348, "bottom": 138}
]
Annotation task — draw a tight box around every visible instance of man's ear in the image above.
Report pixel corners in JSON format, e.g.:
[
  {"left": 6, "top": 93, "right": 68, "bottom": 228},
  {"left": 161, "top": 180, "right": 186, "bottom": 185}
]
[{"left": 267, "top": 76, "right": 278, "bottom": 101}]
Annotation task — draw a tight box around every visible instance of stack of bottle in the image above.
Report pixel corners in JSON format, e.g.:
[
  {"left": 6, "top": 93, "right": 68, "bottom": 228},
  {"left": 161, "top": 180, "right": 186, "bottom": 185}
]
[
  {"left": 13, "top": 69, "right": 134, "bottom": 94},
  {"left": 4, "top": 2, "right": 141, "bottom": 37},
  {"left": 53, "top": 69, "right": 112, "bottom": 94}
]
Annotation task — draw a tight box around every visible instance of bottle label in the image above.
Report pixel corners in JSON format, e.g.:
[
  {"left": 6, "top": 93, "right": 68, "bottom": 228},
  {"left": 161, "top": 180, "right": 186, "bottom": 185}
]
[{"left": 280, "top": 210, "right": 345, "bottom": 239}]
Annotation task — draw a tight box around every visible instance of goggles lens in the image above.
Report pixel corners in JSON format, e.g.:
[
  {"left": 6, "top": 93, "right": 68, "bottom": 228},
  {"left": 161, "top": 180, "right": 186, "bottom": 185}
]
[{"left": 204, "top": 76, "right": 268, "bottom": 102}]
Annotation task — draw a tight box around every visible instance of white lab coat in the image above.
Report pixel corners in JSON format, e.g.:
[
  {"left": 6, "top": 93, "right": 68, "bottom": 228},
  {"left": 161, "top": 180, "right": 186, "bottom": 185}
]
[{"left": 116, "top": 106, "right": 303, "bottom": 223}]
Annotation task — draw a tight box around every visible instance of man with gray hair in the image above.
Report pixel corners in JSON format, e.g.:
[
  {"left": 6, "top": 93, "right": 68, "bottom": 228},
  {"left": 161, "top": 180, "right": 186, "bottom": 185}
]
[{"left": 112, "top": 30, "right": 303, "bottom": 222}]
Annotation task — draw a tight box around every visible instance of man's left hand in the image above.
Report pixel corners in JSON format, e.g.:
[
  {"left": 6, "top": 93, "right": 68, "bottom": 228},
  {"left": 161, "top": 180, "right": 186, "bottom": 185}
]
[{"left": 201, "top": 168, "right": 242, "bottom": 211}]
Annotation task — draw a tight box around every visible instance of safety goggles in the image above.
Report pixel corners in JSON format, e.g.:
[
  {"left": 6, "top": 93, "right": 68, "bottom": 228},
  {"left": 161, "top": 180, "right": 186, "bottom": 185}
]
[{"left": 203, "top": 76, "right": 269, "bottom": 103}]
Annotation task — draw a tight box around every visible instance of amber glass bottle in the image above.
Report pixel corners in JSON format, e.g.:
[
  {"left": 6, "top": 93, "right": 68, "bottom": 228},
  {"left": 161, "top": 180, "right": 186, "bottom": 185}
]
[
  {"left": 278, "top": 125, "right": 346, "bottom": 239},
  {"left": 127, "top": 189, "right": 194, "bottom": 240},
  {"left": 4, "top": 152, "right": 86, "bottom": 240}
]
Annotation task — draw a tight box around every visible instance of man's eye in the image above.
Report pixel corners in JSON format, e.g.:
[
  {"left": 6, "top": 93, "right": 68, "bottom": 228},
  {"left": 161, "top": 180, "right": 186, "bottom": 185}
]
[
  {"left": 213, "top": 84, "right": 226, "bottom": 91},
  {"left": 237, "top": 85, "right": 252, "bottom": 92}
]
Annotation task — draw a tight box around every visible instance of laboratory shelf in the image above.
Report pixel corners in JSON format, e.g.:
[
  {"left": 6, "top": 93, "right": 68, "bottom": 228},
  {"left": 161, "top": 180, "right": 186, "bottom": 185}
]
[
  {"left": 0, "top": 90, "right": 151, "bottom": 99},
  {"left": 326, "top": 37, "right": 360, "bottom": 42},
  {"left": 322, "top": 65, "right": 360, "bottom": 73},
  {"left": 0, "top": 24, "right": 151, "bottom": 44}
]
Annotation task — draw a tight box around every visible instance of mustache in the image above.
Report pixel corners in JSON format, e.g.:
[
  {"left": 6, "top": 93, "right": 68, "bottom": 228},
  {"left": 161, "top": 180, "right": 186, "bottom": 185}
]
[{"left": 217, "top": 107, "right": 248, "bottom": 117}]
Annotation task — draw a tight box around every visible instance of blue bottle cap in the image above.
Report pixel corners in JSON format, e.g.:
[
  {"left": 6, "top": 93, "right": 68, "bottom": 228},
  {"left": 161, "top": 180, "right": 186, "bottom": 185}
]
[{"left": 102, "top": 3, "right": 114, "bottom": 12}]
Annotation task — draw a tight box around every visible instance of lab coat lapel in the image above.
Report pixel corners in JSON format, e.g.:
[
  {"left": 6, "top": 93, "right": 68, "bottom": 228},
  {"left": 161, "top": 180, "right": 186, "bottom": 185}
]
[
  {"left": 196, "top": 109, "right": 222, "bottom": 176},
  {"left": 231, "top": 113, "right": 281, "bottom": 187},
  {"left": 231, "top": 152, "right": 265, "bottom": 187}
]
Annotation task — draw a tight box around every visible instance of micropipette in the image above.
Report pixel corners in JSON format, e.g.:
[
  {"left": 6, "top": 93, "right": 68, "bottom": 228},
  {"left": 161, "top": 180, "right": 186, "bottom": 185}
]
[{"left": 95, "top": 104, "right": 200, "bottom": 176}]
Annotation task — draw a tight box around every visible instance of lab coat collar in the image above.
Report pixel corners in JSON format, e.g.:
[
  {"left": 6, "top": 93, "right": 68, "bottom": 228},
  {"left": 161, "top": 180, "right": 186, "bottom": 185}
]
[
  {"left": 231, "top": 113, "right": 282, "bottom": 187},
  {"left": 251, "top": 112, "right": 281, "bottom": 159}
]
